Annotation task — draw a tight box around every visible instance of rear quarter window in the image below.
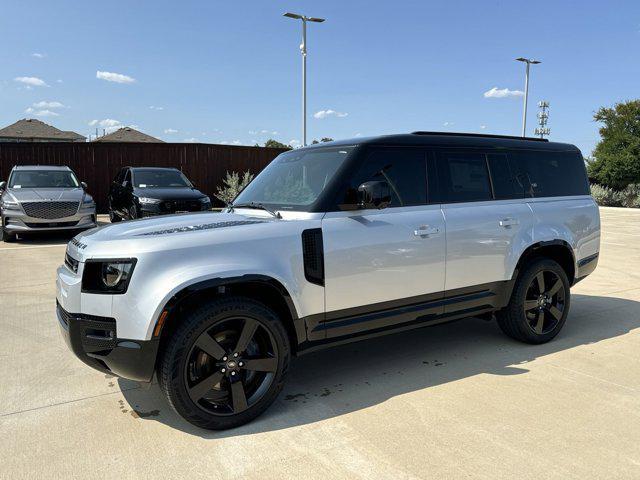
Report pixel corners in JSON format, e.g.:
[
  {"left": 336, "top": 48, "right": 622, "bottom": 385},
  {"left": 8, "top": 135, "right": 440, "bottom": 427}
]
[{"left": 511, "top": 150, "right": 589, "bottom": 197}]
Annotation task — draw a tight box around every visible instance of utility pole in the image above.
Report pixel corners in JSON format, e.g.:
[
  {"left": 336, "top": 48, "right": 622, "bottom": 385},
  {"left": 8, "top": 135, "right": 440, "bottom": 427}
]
[
  {"left": 283, "top": 12, "right": 325, "bottom": 147},
  {"left": 515, "top": 57, "right": 541, "bottom": 137}
]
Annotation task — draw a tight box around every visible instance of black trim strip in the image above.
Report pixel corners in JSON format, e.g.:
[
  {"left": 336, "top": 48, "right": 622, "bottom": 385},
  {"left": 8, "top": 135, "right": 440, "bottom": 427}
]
[{"left": 577, "top": 252, "right": 599, "bottom": 267}]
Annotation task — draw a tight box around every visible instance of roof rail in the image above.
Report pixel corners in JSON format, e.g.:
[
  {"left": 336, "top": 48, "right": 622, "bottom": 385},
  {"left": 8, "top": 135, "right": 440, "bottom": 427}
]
[{"left": 411, "top": 131, "right": 549, "bottom": 142}]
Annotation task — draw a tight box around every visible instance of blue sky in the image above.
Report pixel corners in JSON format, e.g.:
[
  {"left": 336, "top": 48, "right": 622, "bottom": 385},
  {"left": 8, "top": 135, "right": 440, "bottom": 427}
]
[{"left": 1, "top": 0, "right": 638, "bottom": 154}]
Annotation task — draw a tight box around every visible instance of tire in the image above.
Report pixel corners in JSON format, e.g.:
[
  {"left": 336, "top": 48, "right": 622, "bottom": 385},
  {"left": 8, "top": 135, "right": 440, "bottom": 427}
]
[
  {"left": 108, "top": 204, "right": 121, "bottom": 223},
  {"left": 159, "top": 296, "right": 291, "bottom": 430},
  {"left": 129, "top": 205, "right": 138, "bottom": 220},
  {"left": 2, "top": 228, "right": 16, "bottom": 243},
  {"left": 497, "top": 257, "right": 570, "bottom": 344}
]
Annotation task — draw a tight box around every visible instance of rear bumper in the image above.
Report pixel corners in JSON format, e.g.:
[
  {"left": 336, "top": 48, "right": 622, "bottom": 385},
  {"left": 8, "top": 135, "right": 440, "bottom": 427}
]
[
  {"left": 574, "top": 252, "right": 599, "bottom": 284},
  {"left": 56, "top": 301, "right": 158, "bottom": 382}
]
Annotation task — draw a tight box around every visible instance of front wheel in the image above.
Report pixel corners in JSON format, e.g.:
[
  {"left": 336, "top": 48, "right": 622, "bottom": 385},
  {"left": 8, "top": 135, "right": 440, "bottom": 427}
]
[
  {"left": 159, "top": 297, "right": 290, "bottom": 430},
  {"left": 497, "top": 258, "right": 570, "bottom": 344},
  {"left": 108, "top": 202, "right": 121, "bottom": 223}
]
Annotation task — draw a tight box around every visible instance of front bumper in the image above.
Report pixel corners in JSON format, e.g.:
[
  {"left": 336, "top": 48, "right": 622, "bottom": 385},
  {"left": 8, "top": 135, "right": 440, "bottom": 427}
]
[
  {"left": 56, "top": 301, "right": 159, "bottom": 382},
  {"left": 2, "top": 207, "right": 96, "bottom": 233}
]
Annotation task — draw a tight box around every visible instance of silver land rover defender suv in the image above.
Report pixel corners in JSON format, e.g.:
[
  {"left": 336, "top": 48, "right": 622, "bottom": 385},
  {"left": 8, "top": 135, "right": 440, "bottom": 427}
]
[
  {"left": 1, "top": 165, "right": 97, "bottom": 242},
  {"left": 57, "top": 132, "right": 600, "bottom": 430}
]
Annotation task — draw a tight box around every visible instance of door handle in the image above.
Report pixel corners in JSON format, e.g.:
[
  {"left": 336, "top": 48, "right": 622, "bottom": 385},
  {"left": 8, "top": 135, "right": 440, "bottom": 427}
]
[
  {"left": 499, "top": 218, "right": 519, "bottom": 227},
  {"left": 414, "top": 225, "right": 440, "bottom": 237}
]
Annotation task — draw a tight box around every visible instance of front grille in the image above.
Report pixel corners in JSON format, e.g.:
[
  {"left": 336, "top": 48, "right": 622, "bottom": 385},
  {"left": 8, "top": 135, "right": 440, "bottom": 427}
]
[
  {"left": 25, "top": 220, "right": 79, "bottom": 229},
  {"left": 22, "top": 201, "right": 79, "bottom": 219},
  {"left": 65, "top": 252, "right": 79, "bottom": 273},
  {"left": 160, "top": 200, "right": 202, "bottom": 213}
]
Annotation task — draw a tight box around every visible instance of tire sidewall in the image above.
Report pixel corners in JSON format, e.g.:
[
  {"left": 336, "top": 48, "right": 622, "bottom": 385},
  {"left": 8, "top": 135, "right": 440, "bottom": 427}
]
[{"left": 511, "top": 258, "right": 571, "bottom": 343}]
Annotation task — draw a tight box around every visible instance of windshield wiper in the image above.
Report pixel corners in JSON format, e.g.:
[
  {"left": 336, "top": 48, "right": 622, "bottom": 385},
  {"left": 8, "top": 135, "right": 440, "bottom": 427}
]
[{"left": 228, "top": 202, "right": 282, "bottom": 219}]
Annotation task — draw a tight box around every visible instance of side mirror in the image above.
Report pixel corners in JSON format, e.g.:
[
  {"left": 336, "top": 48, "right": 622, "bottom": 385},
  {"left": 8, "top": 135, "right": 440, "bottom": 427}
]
[
  {"left": 0, "top": 181, "right": 6, "bottom": 191},
  {"left": 358, "top": 181, "right": 391, "bottom": 209},
  {"left": 81, "top": 181, "right": 88, "bottom": 189}
]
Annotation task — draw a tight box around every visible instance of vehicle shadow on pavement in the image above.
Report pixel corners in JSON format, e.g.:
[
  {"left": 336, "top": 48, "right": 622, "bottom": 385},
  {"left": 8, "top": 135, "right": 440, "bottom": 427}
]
[{"left": 119, "top": 293, "right": 640, "bottom": 437}]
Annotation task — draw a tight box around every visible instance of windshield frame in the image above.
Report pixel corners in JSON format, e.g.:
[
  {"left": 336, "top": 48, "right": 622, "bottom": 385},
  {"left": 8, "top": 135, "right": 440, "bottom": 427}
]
[
  {"left": 131, "top": 168, "right": 193, "bottom": 189},
  {"left": 232, "top": 145, "right": 358, "bottom": 212},
  {"left": 8, "top": 169, "right": 80, "bottom": 189}
]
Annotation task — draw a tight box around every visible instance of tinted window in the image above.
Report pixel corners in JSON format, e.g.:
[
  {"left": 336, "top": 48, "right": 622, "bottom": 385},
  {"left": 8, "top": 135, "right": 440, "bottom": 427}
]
[
  {"left": 487, "top": 154, "right": 524, "bottom": 200},
  {"left": 124, "top": 169, "right": 131, "bottom": 184},
  {"left": 344, "top": 147, "right": 427, "bottom": 207},
  {"left": 511, "top": 151, "right": 589, "bottom": 197},
  {"left": 132, "top": 169, "right": 192, "bottom": 188},
  {"left": 438, "top": 152, "right": 491, "bottom": 202}
]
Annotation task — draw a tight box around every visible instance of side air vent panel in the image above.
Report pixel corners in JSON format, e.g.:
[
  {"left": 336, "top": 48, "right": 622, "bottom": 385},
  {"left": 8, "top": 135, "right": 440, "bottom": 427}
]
[{"left": 302, "top": 228, "right": 324, "bottom": 286}]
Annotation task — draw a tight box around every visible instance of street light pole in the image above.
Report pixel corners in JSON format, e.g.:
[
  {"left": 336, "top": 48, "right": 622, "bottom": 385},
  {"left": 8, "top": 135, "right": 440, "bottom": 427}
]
[
  {"left": 516, "top": 57, "right": 541, "bottom": 137},
  {"left": 284, "top": 12, "right": 325, "bottom": 147}
]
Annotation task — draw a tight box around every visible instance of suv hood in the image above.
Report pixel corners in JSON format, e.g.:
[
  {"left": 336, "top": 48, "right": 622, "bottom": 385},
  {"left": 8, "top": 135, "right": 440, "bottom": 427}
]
[
  {"left": 133, "top": 187, "right": 206, "bottom": 200},
  {"left": 78, "top": 211, "right": 271, "bottom": 242},
  {"left": 6, "top": 187, "right": 85, "bottom": 202}
]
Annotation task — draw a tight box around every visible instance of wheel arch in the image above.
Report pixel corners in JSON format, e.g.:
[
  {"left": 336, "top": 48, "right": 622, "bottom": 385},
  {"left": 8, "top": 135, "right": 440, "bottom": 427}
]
[
  {"left": 152, "top": 275, "right": 305, "bottom": 362},
  {"left": 512, "top": 240, "right": 576, "bottom": 285}
]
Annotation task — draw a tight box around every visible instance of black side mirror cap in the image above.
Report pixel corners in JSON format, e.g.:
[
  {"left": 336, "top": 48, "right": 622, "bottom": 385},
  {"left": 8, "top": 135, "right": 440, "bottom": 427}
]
[
  {"left": 81, "top": 181, "right": 88, "bottom": 189},
  {"left": 0, "top": 181, "right": 6, "bottom": 190},
  {"left": 358, "top": 181, "right": 391, "bottom": 209}
]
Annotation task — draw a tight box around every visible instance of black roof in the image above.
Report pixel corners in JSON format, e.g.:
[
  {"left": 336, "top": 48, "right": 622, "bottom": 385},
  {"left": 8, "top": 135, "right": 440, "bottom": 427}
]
[{"left": 303, "top": 132, "right": 579, "bottom": 152}]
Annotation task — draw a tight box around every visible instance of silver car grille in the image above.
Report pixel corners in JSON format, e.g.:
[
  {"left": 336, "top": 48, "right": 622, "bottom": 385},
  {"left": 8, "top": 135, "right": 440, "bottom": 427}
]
[{"left": 21, "top": 201, "right": 79, "bottom": 219}]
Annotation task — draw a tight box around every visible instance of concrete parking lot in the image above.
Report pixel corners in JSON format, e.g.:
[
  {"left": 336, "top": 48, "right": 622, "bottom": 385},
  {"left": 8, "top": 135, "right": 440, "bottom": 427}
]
[{"left": 1, "top": 208, "right": 639, "bottom": 479}]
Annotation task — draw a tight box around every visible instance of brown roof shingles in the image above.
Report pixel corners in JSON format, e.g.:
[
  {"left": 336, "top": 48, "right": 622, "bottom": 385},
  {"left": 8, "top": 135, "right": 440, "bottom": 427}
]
[
  {"left": 0, "top": 118, "right": 86, "bottom": 141},
  {"left": 94, "top": 127, "right": 163, "bottom": 143}
]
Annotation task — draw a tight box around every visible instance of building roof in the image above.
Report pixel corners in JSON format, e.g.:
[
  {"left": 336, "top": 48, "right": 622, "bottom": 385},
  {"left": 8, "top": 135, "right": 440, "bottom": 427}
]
[
  {"left": 94, "top": 127, "right": 163, "bottom": 143},
  {"left": 0, "top": 119, "right": 86, "bottom": 141}
]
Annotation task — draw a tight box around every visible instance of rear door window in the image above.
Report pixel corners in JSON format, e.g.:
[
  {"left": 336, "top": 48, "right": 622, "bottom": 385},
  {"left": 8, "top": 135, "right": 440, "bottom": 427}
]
[
  {"left": 437, "top": 152, "right": 492, "bottom": 203},
  {"left": 487, "top": 153, "right": 524, "bottom": 199}
]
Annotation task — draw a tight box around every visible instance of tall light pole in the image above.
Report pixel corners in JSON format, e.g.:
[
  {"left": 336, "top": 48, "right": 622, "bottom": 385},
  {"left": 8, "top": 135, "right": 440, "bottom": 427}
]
[
  {"left": 283, "top": 12, "right": 325, "bottom": 147},
  {"left": 515, "top": 57, "right": 541, "bottom": 137}
]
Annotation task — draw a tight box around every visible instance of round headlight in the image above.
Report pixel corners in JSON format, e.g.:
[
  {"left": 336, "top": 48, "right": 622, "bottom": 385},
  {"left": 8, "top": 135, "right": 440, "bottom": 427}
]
[{"left": 102, "top": 263, "right": 125, "bottom": 287}]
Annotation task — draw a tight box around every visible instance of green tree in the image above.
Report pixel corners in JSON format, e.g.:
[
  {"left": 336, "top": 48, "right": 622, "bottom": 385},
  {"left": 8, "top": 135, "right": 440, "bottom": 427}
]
[
  {"left": 264, "top": 139, "right": 292, "bottom": 150},
  {"left": 215, "top": 170, "right": 254, "bottom": 205},
  {"left": 587, "top": 100, "right": 640, "bottom": 190},
  {"left": 311, "top": 137, "right": 334, "bottom": 144}
]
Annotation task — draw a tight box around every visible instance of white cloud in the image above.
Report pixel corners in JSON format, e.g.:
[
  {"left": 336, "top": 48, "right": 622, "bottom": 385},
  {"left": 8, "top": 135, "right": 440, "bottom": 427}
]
[
  {"left": 250, "top": 129, "right": 278, "bottom": 135},
  {"left": 56, "top": 79, "right": 63, "bottom": 83},
  {"left": 313, "top": 109, "right": 348, "bottom": 119},
  {"left": 183, "top": 138, "right": 198, "bottom": 143},
  {"left": 483, "top": 87, "right": 524, "bottom": 98},
  {"left": 149, "top": 105, "right": 164, "bottom": 110},
  {"left": 164, "top": 128, "right": 178, "bottom": 134},
  {"left": 25, "top": 107, "right": 58, "bottom": 117},
  {"left": 33, "top": 101, "right": 65, "bottom": 109},
  {"left": 443, "top": 121, "right": 454, "bottom": 127},
  {"left": 288, "top": 139, "right": 301, "bottom": 148},
  {"left": 354, "top": 132, "right": 362, "bottom": 137},
  {"left": 480, "top": 125, "right": 487, "bottom": 130},
  {"left": 88, "top": 119, "right": 122, "bottom": 133},
  {"left": 14, "top": 76, "right": 48, "bottom": 87},
  {"left": 31, "top": 53, "right": 45, "bottom": 59},
  {"left": 96, "top": 70, "right": 136, "bottom": 84}
]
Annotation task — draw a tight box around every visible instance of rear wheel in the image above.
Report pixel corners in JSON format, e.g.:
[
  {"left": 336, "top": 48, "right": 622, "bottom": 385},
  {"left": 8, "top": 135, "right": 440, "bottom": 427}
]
[
  {"left": 159, "top": 296, "right": 290, "bottom": 430},
  {"left": 497, "top": 258, "right": 570, "bottom": 344}
]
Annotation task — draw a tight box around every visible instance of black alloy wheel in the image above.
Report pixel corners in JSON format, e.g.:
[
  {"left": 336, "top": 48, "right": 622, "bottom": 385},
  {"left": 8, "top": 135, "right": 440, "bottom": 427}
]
[
  {"left": 159, "top": 297, "right": 290, "bottom": 430},
  {"left": 523, "top": 269, "right": 566, "bottom": 335},
  {"left": 497, "top": 257, "right": 570, "bottom": 344},
  {"left": 185, "top": 316, "right": 279, "bottom": 416}
]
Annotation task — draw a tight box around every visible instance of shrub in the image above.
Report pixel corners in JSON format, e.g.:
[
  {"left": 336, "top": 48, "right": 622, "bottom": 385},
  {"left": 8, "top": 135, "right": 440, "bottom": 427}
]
[
  {"left": 590, "top": 184, "right": 625, "bottom": 207},
  {"left": 622, "top": 184, "right": 640, "bottom": 208},
  {"left": 215, "top": 170, "right": 254, "bottom": 205}
]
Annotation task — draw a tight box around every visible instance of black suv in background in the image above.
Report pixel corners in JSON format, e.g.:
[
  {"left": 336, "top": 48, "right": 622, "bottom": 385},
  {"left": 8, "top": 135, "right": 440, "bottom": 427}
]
[{"left": 108, "top": 167, "right": 211, "bottom": 222}]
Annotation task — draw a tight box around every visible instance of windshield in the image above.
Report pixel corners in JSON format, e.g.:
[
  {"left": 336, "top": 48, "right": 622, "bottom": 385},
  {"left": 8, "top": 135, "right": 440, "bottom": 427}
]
[
  {"left": 8, "top": 170, "right": 79, "bottom": 189},
  {"left": 234, "top": 146, "right": 353, "bottom": 210},
  {"left": 133, "top": 169, "right": 192, "bottom": 188}
]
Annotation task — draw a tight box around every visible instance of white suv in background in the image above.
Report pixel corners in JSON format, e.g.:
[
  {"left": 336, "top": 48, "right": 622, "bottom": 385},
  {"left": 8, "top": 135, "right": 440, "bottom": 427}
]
[{"left": 57, "top": 132, "right": 600, "bottom": 429}]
